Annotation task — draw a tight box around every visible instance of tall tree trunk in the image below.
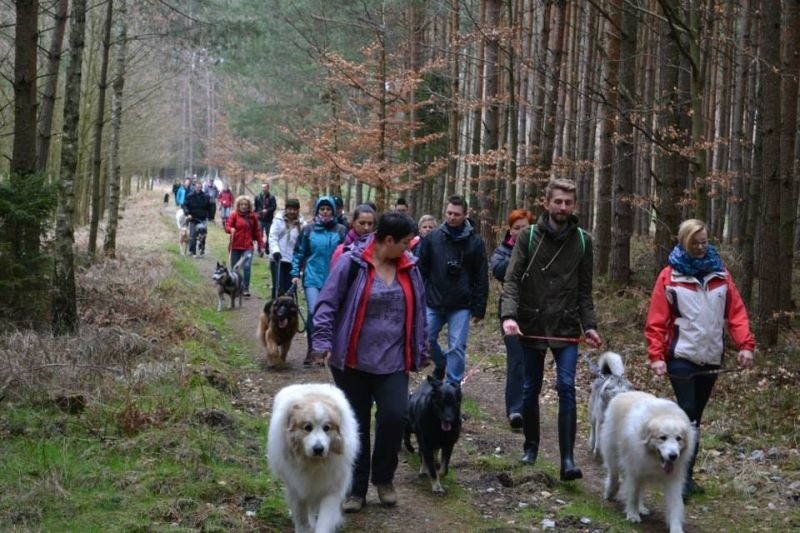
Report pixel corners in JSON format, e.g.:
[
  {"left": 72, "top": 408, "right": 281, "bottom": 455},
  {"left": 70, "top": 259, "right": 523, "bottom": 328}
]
[
  {"left": 538, "top": 0, "right": 567, "bottom": 178},
  {"left": 610, "top": 2, "right": 638, "bottom": 284},
  {"left": 104, "top": 0, "right": 128, "bottom": 258},
  {"left": 479, "top": 0, "right": 501, "bottom": 249},
  {"left": 596, "top": 0, "right": 621, "bottom": 275},
  {"left": 88, "top": 0, "right": 115, "bottom": 259},
  {"left": 653, "top": 1, "right": 690, "bottom": 270},
  {"left": 526, "top": 0, "right": 551, "bottom": 205},
  {"left": 36, "top": 0, "right": 68, "bottom": 175},
  {"left": 447, "top": 0, "right": 460, "bottom": 195},
  {"left": 53, "top": 0, "right": 88, "bottom": 335},
  {"left": 756, "top": 0, "right": 781, "bottom": 346},
  {"left": 11, "top": 0, "right": 38, "bottom": 178},
  {"left": 778, "top": 0, "right": 799, "bottom": 312},
  {"left": 729, "top": 0, "right": 751, "bottom": 248}
]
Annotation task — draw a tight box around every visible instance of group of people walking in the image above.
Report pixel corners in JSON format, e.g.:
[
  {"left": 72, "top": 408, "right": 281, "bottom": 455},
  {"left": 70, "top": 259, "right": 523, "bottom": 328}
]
[{"left": 175, "top": 176, "right": 756, "bottom": 513}]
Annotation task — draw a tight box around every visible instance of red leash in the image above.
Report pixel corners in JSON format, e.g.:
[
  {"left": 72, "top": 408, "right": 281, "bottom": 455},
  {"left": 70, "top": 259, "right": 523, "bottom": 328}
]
[{"left": 517, "top": 334, "right": 585, "bottom": 343}]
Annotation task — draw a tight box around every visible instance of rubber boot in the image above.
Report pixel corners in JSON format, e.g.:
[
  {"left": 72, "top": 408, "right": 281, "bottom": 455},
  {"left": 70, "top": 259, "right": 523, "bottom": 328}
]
[
  {"left": 683, "top": 437, "right": 704, "bottom": 500},
  {"left": 520, "top": 403, "right": 540, "bottom": 465},
  {"left": 558, "top": 409, "right": 583, "bottom": 481}
]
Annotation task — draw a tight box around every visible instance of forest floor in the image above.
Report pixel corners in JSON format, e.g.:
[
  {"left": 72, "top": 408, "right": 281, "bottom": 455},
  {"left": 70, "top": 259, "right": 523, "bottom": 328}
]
[{"left": 1, "top": 188, "right": 798, "bottom": 532}]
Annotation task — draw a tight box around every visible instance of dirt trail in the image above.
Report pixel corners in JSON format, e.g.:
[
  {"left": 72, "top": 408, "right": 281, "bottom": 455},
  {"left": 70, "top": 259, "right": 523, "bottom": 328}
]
[{"left": 158, "top": 197, "right": 680, "bottom": 532}]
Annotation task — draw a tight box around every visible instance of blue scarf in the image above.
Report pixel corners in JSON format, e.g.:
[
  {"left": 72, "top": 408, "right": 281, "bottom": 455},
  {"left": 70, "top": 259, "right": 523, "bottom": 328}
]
[{"left": 668, "top": 243, "right": 724, "bottom": 277}]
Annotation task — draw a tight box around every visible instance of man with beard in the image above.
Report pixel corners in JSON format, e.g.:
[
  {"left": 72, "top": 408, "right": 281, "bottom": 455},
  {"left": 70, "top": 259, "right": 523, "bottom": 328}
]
[{"left": 500, "top": 178, "right": 602, "bottom": 481}]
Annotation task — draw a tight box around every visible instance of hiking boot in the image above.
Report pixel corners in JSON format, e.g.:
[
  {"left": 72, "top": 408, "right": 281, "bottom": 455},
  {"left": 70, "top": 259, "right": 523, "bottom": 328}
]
[
  {"left": 243, "top": 289, "right": 251, "bottom": 297},
  {"left": 509, "top": 413, "right": 523, "bottom": 431},
  {"left": 342, "top": 496, "right": 364, "bottom": 513},
  {"left": 375, "top": 483, "right": 397, "bottom": 507}
]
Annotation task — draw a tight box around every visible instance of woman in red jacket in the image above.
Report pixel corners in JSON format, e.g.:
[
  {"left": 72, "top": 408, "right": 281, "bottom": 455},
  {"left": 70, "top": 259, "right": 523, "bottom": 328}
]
[
  {"left": 225, "top": 195, "right": 264, "bottom": 297},
  {"left": 645, "top": 218, "right": 754, "bottom": 498}
]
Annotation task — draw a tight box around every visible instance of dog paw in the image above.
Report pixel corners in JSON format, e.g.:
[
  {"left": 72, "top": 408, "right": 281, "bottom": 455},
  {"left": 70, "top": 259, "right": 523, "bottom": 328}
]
[
  {"left": 625, "top": 511, "right": 642, "bottom": 523},
  {"left": 431, "top": 481, "right": 445, "bottom": 495},
  {"left": 638, "top": 504, "right": 650, "bottom": 516}
]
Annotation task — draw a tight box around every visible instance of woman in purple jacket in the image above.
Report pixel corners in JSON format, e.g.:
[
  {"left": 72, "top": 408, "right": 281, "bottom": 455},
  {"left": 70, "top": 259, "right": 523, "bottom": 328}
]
[{"left": 312, "top": 211, "right": 429, "bottom": 514}]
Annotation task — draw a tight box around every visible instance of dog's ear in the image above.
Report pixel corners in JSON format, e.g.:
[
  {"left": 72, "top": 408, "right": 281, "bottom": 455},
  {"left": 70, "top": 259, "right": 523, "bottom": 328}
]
[
  {"left": 264, "top": 300, "right": 274, "bottom": 314},
  {"left": 329, "top": 427, "right": 344, "bottom": 455}
]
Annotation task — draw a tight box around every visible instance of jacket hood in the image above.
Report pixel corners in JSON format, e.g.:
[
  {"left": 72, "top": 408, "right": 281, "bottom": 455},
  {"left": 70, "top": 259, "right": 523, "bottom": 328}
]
[
  {"left": 314, "top": 196, "right": 336, "bottom": 215},
  {"left": 538, "top": 213, "right": 579, "bottom": 241},
  {"left": 442, "top": 218, "right": 475, "bottom": 242}
]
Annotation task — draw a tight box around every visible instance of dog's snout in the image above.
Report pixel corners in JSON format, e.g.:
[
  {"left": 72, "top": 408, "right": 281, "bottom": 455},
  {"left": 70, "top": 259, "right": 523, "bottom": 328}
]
[
  {"left": 668, "top": 451, "right": 678, "bottom": 461},
  {"left": 312, "top": 444, "right": 325, "bottom": 456}
]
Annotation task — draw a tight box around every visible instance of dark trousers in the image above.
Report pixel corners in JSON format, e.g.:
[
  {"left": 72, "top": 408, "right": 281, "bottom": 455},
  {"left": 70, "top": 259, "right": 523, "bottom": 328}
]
[
  {"left": 504, "top": 334, "right": 525, "bottom": 417},
  {"left": 188, "top": 220, "right": 207, "bottom": 254},
  {"left": 668, "top": 357, "right": 718, "bottom": 426},
  {"left": 270, "top": 261, "right": 292, "bottom": 299},
  {"left": 330, "top": 366, "right": 409, "bottom": 498}
]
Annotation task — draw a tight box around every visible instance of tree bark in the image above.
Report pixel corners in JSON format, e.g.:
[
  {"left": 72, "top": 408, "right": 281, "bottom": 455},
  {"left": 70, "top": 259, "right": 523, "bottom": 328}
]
[
  {"left": 595, "top": 0, "right": 621, "bottom": 275},
  {"left": 104, "top": 0, "right": 128, "bottom": 258},
  {"left": 36, "top": 0, "right": 68, "bottom": 175},
  {"left": 53, "top": 0, "right": 88, "bottom": 335},
  {"left": 88, "top": 0, "right": 115, "bottom": 259},
  {"left": 610, "top": 1, "right": 638, "bottom": 284},
  {"left": 756, "top": 0, "right": 781, "bottom": 346},
  {"left": 778, "top": 0, "right": 799, "bottom": 312}
]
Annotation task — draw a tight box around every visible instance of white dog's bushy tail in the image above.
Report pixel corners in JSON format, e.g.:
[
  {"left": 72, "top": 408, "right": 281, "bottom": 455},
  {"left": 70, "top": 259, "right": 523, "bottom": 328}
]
[{"left": 599, "top": 351, "right": 625, "bottom": 377}]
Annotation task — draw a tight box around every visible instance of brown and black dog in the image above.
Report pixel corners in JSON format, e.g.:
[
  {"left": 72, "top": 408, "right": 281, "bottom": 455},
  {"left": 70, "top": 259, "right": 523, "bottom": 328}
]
[{"left": 257, "top": 296, "right": 300, "bottom": 367}]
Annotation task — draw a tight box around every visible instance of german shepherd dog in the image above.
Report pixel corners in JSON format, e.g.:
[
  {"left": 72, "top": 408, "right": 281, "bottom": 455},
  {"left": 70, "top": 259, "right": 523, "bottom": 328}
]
[
  {"left": 588, "top": 351, "right": 635, "bottom": 460},
  {"left": 403, "top": 375, "right": 462, "bottom": 494},
  {"left": 257, "top": 296, "right": 300, "bottom": 367},
  {"left": 212, "top": 259, "right": 244, "bottom": 311}
]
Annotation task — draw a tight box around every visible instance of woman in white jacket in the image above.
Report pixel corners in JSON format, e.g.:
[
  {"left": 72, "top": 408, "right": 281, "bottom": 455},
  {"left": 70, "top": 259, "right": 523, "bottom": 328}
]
[{"left": 268, "top": 198, "right": 305, "bottom": 299}]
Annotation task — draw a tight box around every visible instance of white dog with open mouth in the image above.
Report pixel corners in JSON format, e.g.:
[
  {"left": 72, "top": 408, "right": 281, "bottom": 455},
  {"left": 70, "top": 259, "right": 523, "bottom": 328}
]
[
  {"left": 267, "top": 383, "right": 359, "bottom": 533},
  {"left": 600, "top": 390, "right": 696, "bottom": 533}
]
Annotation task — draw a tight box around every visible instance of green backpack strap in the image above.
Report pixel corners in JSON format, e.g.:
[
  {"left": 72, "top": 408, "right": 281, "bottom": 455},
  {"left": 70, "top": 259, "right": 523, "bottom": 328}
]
[{"left": 528, "top": 225, "right": 585, "bottom": 255}]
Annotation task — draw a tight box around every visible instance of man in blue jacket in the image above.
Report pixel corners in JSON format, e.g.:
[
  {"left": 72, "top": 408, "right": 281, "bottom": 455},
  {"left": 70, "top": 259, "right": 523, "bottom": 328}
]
[{"left": 418, "top": 195, "right": 488, "bottom": 386}]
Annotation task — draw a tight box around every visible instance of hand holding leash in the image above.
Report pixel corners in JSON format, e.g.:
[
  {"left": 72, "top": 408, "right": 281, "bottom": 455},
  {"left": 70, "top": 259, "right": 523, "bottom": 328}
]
[
  {"left": 502, "top": 318, "right": 520, "bottom": 336},
  {"left": 737, "top": 349, "right": 754, "bottom": 369},
  {"left": 650, "top": 360, "right": 667, "bottom": 377},
  {"left": 584, "top": 329, "right": 603, "bottom": 348}
]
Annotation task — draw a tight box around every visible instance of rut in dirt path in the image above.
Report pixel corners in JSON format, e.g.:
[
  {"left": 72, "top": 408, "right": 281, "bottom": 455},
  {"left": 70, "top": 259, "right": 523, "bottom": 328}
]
[{"left": 177, "top": 212, "right": 477, "bottom": 532}]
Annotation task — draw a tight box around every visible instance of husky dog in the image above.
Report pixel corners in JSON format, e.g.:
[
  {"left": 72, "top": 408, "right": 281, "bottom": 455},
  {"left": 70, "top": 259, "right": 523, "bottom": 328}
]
[
  {"left": 588, "top": 351, "right": 634, "bottom": 460},
  {"left": 212, "top": 258, "right": 244, "bottom": 311}
]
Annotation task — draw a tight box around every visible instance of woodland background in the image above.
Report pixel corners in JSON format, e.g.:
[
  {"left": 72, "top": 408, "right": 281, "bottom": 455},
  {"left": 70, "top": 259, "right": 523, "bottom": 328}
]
[{"left": 1, "top": 0, "right": 799, "bottom": 346}]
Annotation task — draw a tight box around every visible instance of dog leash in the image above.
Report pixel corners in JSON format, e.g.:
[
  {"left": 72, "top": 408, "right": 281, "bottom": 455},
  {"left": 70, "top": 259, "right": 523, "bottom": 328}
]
[
  {"left": 284, "top": 283, "right": 307, "bottom": 333},
  {"left": 518, "top": 334, "right": 586, "bottom": 343},
  {"left": 666, "top": 367, "right": 742, "bottom": 380}
]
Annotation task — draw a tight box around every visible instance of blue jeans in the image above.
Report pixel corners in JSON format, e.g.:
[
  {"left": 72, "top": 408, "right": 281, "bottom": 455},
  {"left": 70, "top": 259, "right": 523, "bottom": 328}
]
[
  {"left": 521, "top": 343, "right": 579, "bottom": 411},
  {"left": 504, "top": 334, "right": 525, "bottom": 417},
  {"left": 304, "top": 286, "right": 321, "bottom": 345},
  {"left": 230, "top": 249, "right": 254, "bottom": 290},
  {"left": 426, "top": 307, "right": 471, "bottom": 386}
]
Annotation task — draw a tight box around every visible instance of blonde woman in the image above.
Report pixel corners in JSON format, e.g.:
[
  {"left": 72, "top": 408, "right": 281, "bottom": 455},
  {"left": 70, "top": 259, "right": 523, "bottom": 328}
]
[
  {"left": 645, "top": 218, "right": 754, "bottom": 497},
  {"left": 225, "top": 196, "right": 264, "bottom": 297}
]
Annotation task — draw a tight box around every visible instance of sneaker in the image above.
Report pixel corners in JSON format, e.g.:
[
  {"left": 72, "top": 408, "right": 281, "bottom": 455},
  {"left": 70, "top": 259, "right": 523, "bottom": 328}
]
[
  {"left": 199, "top": 251, "right": 205, "bottom": 256},
  {"left": 342, "top": 496, "right": 364, "bottom": 513},
  {"left": 243, "top": 290, "right": 251, "bottom": 297},
  {"left": 509, "top": 413, "right": 523, "bottom": 430},
  {"left": 375, "top": 483, "right": 397, "bottom": 507}
]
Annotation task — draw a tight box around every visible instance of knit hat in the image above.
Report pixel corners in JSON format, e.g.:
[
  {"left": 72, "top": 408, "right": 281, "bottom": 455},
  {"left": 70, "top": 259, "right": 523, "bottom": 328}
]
[{"left": 285, "top": 198, "right": 300, "bottom": 209}]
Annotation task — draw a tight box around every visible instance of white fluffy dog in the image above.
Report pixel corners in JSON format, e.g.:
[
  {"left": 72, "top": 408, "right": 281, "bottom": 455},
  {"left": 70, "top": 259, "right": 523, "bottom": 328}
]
[
  {"left": 267, "top": 383, "right": 359, "bottom": 533},
  {"left": 600, "top": 391, "right": 696, "bottom": 533},
  {"left": 587, "top": 351, "right": 634, "bottom": 460}
]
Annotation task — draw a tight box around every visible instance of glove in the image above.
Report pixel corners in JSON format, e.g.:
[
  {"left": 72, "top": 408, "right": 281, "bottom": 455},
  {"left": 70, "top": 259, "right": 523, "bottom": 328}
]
[{"left": 272, "top": 251, "right": 282, "bottom": 262}]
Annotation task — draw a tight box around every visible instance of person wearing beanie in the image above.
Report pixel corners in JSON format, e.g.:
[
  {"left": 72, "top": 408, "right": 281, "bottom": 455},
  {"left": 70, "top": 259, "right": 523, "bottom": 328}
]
[
  {"left": 291, "top": 196, "right": 347, "bottom": 365},
  {"left": 268, "top": 198, "right": 305, "bottom": 299}
]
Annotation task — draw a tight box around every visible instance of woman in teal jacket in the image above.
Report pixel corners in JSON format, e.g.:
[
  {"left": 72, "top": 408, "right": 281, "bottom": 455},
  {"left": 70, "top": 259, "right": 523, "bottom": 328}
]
[{"left": 291, "top": 196, "right": 346, "bottom": 365}]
